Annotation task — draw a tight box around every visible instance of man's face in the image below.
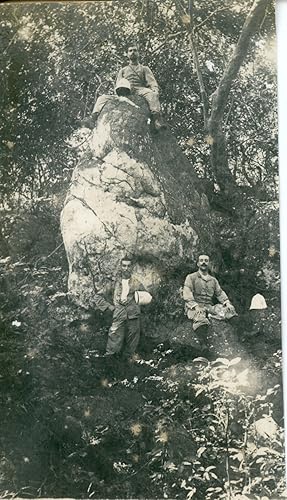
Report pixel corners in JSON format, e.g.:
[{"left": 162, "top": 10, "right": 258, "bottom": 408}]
[
  {"left": 121, "top": 259, "right": 132, "bottom": 278},
  {"left": 127, "top": 46, "right": 139, "bottom": 63},
  {"left": 197, "top": 255, "right": 210, "bottom": 272}
]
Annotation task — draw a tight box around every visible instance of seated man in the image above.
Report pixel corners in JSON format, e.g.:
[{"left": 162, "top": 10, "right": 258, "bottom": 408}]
[
  {"left": 116, "top": 43, "right": 165, "bottom": 130},
  {"left": 94, "top": 256, "right": 151, "bottom": 360},
  {"left": 183, "top": 254, "right": 237, "bottom": 342},
  {"left": 81, "top": 44, "right": 165, "bottom": 131}
]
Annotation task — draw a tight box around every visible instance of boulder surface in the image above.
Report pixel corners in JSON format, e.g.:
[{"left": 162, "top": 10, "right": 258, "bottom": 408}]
[{"left": 61, "top": 95, "right": 213, "bottom": 308}]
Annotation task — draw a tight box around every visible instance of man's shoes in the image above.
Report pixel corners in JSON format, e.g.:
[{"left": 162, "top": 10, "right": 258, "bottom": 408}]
[
  {"left": 79, "top": 112, "right": 99, "bottom": 130},
  {"left": 79, "top": 117, "right": 94, "bottom": 129},
  {"left": 195, "top": 325, "right": 209, "bottom": 353},
  {"left": 152, "top": 113, "right": 167, "bottom": 131},
  {"left": 103, "top": 352, "right": 121, "bottom": 359},
  {"left": 153, "top": 117, "right": 162, "bottom": 131},
  {"left": 200, "top": 342, "right": 209, "bottom": 352},
  {"left": 128, "top": 353, "right": 142, "bottom": 364}
]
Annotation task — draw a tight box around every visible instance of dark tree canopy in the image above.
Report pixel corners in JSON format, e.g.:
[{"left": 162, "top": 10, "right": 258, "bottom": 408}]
[{"left": 0, "top": 0, "right": 277, "bottom": 203}]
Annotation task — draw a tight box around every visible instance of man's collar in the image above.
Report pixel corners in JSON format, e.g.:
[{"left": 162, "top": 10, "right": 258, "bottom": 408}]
[{"left": 197, "top": 270, "right": 212, "bottom": 281}]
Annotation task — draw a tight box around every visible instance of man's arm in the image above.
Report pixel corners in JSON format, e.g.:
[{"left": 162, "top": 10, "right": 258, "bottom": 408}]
[
  {"left": 93, "top": 282, "right": 114, "bottom": 312},
  {"left": 214, "top": 279, "right": 229, "bottom": 305},
  {"left": 144, "top": 66, "right": 159, "bottom": 93},
  {"left": 94, "top": 294, "right": 114, "bottom": 312},
  {"left": 182, "top": 275, "right": 198, "bottom": 309}
]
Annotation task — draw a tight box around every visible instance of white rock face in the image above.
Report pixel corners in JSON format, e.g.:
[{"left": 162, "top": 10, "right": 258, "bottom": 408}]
[
  {"left": 61, "top": 148, "right": 198, "bottom": 308},
  {"left": 61, "top": 97, "right": 207, "bottom": 309}
]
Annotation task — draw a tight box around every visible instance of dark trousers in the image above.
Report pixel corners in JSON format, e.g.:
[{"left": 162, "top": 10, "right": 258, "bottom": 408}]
[{"left": 106, "top": 316, "right": 140, "bottom": 356}]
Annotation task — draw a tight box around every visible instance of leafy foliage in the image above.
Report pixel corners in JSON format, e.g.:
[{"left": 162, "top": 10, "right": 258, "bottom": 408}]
[
  {"left": 0, "top": 237, "right": 284, "bottom": 498},
  {"left": 0, "top": 0, "right": 278, "bottom": 202},
  {"left": 0, "top": 267, "right": 284, "bottom": 498},
  {"left": 0, "top": 2, "right": 283, "bottom": 498}
]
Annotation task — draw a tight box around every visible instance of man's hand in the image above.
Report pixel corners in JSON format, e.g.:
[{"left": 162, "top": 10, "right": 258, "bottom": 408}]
[
  {"left": 224, "top": 300, "right": 235, "bottom": 314},
  {"left": 224, "top": 300, "right": 232, "bottom": 307},
  {"left": 103, "top": 304, "right": 114, "bottom": 324},
  {"left": 194, "top": 304, "right": 203, "bottom": 311},
  {"left": 194, "top": 304, "right": 207, "bottom": 316}
]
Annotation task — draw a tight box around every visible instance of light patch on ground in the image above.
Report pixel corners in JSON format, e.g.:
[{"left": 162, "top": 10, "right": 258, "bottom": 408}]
[
  {"left": 186, "top": 137, "right": 196, "bottom": 147},
  {"left": 268, "top": 244, "right": 277, "bottom": 257},
  {"left": 79, "top": 324, "right": 89, "bottom": 333},
  {"left": 4, "top": 141, "right": 15, "bottom": 150},
  {"left": 18, "top": 24, "right": 34, "bottom": 42},
  {"left": 25, "top": 348, "right": 39, "bottom": 360},
  {"left": 101, "top": 378, "right": 109, "bottom": 388},
  {"left": 205, "top": 134, "right": 214, "bottom": 145},
  {"left": 130, "top": 423, "right": 142, "bottom": 437},
  {"left": 84, "top": 407, "right": 92, "bottom": 418},
  {"left": 157, "top": 431, "right": 169, "bottom": 443},
  {"left": 130, "top": 353, "right": 141, "bottom": 363}
]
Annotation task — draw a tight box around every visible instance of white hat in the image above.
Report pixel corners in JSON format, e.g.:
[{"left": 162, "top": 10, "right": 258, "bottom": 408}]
[
  {"left": 134, "top": 291, "right": 152, "bottom": 305},
  {"left": 249, "top": 293, "right": 267, "bottom": 310},
  {"left": 115, "top": 78, "right": 131, "bottom": 92}
]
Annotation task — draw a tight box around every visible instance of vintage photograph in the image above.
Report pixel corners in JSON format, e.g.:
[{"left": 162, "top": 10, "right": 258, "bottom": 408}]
[{"left": 0, "top": 0, "right": 285, "bottom": 498}]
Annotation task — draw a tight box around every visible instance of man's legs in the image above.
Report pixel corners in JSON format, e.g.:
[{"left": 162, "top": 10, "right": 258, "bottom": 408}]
[
  {"left": 196, "top": 324, "right": 209, "bottom": 351},
  {"left": 92, "top": 95, "right": 116, "bottom": 114},
  {"left": 187, "top": 306, "right": 210, "bottom": 351},
  {"left": 81, "top": 95, "right": 116, "bottom": 129},
  {"left": 187, "top": 306, "right": 210, "bottom": 332},
  {"left": 135, "top": 88, "right": 165, "bottom": 130},
  {"left": 106, "top": 317, "right": 126, "bottom": 355},
  {"left": 124, "top": 317, "right": 141, "bottom": 358},
  {"left": 135, "top": 88, "right": 161, "bottom": 113}
]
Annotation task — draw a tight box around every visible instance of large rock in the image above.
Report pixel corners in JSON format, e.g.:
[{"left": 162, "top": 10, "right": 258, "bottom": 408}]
[
  {"left": 169, "top": 318, "right": 239, "bottom": 358},
  {"left": 61, "top": 96, "right": 214, "bottom": 308}
]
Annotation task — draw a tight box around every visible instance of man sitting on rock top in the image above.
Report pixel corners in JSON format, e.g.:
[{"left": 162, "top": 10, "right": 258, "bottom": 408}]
[
  {"left": 183, "top": 254, "right": 237, "bottom": 347},
  {"left": 116, "top": 43, "right": 165, "bottom": 131},
  {"left": 81, "top": 43, "right": 165, "bottom": 131},
  {"left": 94, "top": 255, "right": 152, "bottom": 361}
]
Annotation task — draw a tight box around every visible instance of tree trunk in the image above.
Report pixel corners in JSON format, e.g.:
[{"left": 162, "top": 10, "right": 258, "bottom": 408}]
[{"left": 207, "top": 0, "right": 270, "bottom": 192}]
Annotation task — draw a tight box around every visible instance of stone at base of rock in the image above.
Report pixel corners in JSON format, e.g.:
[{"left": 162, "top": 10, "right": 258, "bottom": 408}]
[{"left": 169, "top": 318, "right": 238, "bottom": 358}]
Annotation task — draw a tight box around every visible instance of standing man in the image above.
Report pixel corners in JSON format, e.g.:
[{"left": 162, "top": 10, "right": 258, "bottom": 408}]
[
  {"left": 94, "top": 256, "right": 151, "bottom": 360},
  {"left": 116, "top": 44, "right": 165, "bottom": 130},
  {"left": 183, "top": 254, "right": 237, "bottom": 340}
]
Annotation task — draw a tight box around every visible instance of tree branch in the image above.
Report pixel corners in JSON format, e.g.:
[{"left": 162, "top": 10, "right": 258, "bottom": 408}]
[
  {"left": 150, "top": 30, "right": 186, "bottom": 55},
  {"left": 189, "top": 32, "right": 209, "bottom": 128},
  {"left": 208, "top": 0, "right": 270, "bottom": 133},
  {"left": 194, "top": 7, "right": 229, "bottom": 32},
  {"left": 176, "top": 0, "right": 209, "bottom": 128}
]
